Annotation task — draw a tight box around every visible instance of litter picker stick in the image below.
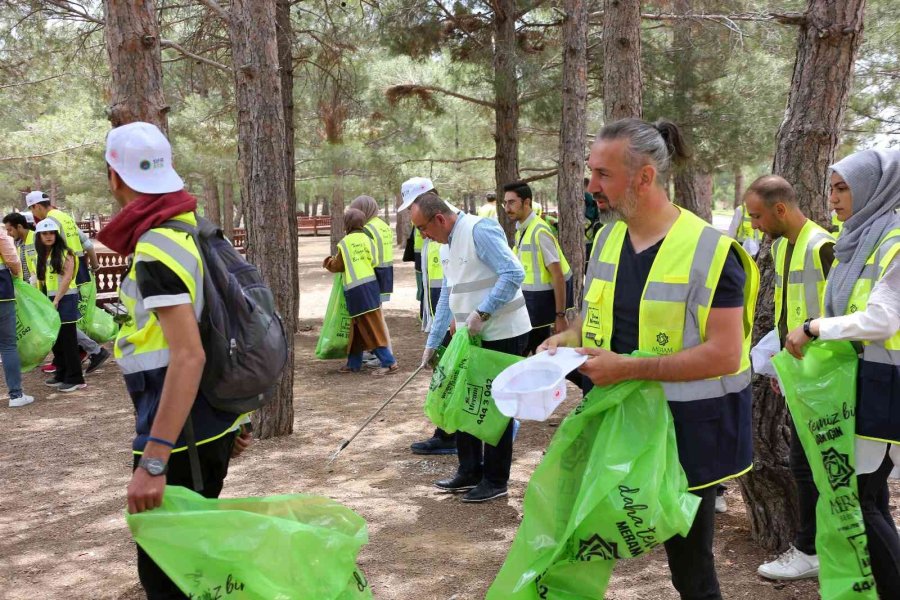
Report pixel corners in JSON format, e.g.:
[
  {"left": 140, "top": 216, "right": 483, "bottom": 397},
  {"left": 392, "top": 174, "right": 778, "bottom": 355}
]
[{"left": 327, "top": 364, "right": 426, "bottom": 466}]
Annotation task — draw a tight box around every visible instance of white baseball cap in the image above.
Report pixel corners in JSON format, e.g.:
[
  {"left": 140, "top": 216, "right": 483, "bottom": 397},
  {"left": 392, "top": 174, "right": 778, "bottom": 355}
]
[
  {"left": 491, "top": 348, "right": 587, "bottom": 421},
  {"left": 22, "top": 212, "right": 34, "bottom": 224},
  {"left": 25, "top": 190, "right": 50, "bottom": 208},
  {"left": 399, "top": 177, "right": 435, "bottom": 212},
  {"left": 35, "top": 219, "right": 60, "bottom": 234},
  {"left": 105, "top": 122, "right": 184, "bottom": 194}
]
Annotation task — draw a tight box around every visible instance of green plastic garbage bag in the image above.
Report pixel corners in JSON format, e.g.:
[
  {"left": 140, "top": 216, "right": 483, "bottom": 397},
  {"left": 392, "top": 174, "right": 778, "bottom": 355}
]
[
  {"left": 773, "top": 341, "right": 877, "bottom": 599},
  {"left": 316, "top": 274, "right": 352, "bottom": 359},
  {"left": 127, "top": 485, "right": 373, "bottom": 600},
  {"left": 76, "top": 279, "right": 117, "bottom": 343},
  {"left": 487, "top": 370, "right": 701, "bottom": 599},
  {"left": 14, "top": 278, "right": 60, "bottom": 372},
  {"left": 424, "top": 327, "right": 521, "bottom": 445}
]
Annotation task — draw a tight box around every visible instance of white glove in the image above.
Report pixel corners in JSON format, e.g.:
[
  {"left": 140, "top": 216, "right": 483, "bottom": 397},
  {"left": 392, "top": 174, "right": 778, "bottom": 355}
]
[
  {"left": 421, "top": 347, "right": 437, "bottom": 369},
  {"left": 465, "top": 310, "right": 487, "bottom": 335}
]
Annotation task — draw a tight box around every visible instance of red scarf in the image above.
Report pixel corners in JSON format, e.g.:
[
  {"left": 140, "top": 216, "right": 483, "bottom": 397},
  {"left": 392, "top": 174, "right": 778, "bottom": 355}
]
[{"left": 97, "top": 190, "right": 197, "bottom": 256}]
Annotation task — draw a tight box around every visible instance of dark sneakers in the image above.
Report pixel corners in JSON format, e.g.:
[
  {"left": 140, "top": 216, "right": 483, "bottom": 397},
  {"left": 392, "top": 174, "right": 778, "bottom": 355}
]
[
  {"left": 434, "top": 474, "right": 479, "bottom": 493},
  {"left": 462, "top": 481, "right": 508, "bottom": 503},
  {"left": 411, "top": 434, "right": 457, "bottom": 455},
  {"left": 85, "top": 347, "right": 111, "bottom": 374}
]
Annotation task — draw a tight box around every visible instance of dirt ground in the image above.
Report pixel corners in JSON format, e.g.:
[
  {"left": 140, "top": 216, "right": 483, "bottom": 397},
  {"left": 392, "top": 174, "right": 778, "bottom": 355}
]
[{"left": 0, "top": 236, "right": 892, "bottom": 599}]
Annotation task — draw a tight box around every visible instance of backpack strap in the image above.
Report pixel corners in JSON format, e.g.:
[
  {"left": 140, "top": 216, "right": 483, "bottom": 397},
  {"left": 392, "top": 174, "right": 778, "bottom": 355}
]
[{"left": 183, "top": 414, "right": 204, "bottom": 492}]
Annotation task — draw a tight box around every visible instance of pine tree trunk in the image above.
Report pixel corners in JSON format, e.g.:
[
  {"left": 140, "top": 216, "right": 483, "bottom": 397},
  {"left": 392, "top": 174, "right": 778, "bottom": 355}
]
[
  {"left": 673, "top": 170, "right": 712, "bottom": 223},
  {"left": 492, "top": 0, "right": 519, "bottom": 243},
  {"left": 222, "top": 171, "right": 235, "bottom": 240},
  {"left": 602, "top": 0, "right": 642, "bottom": 121},
  {"left": 228, "top": 0, "right": 295, "bottom": 439},
  {"left": 204, "top": 174, "right": 221, "bottom": 227},
  {"left": 740, "top": 0, "right": 866, "bottom": 551},
  {"left": 557, "top": 0, "right": 588, "bottom": 303},
  {"left": 104, "top": 0, "right": 168, "bottom": 131},
  {"left": 734, "top": 167, "right": 744, "bottom": 209}
]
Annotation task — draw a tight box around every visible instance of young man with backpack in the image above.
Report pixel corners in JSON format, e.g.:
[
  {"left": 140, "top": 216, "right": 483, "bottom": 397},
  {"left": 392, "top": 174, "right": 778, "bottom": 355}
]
[{"left": 99, "top": 122, "right": 254, "bottom": 599}]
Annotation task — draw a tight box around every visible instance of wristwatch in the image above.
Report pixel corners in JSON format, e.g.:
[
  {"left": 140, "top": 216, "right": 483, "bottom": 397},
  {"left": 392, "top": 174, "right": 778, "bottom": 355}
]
[
  {"left": 802, "top": 318, "right": 818, "bottom": 340},
  {"left": 476, "top": 310, "right": 491, "bottom": 322},
  {"left": 138, "top": 456, "right": 168, "bottom": 476}
]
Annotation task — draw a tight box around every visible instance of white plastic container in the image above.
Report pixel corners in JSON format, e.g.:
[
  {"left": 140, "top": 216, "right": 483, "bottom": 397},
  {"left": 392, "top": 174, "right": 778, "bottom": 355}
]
[{"left": 492, "top": 347, "right": 587, "bottom": 421}]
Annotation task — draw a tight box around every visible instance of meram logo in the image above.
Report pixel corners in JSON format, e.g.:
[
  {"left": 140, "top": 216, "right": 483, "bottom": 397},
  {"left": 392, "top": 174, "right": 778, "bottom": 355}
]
[
  {"left": 575, "top": 534, "right": 621, "bottom": 561},
  {"left": 821, "top": 446, "right": 854, "bottom": 490},
  {"left": 656, "top": 332, "right": 669, "bottom": 346},
  {"left": 430, "top": 365, "right": 446, "bottom": 392}
]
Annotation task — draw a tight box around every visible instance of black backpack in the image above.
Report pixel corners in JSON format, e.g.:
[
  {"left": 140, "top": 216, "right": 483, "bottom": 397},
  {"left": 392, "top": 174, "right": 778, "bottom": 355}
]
[{"left": 164, "top": 217, "right": 289, "bottom": 413}]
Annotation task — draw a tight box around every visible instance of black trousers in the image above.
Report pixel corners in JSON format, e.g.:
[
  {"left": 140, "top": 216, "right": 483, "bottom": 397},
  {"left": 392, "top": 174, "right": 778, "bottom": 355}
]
[
  {"left": 663, "top": 485, "right": 722, "bottom": 600},
  {"left": 858, "top": 452, "right": 900, "bottom": 598},
  {"left": 524, "top": 325, "right": 552, "bottom": 357},
  {"left": 456, "top": 331, "right": 529, "bottom": 486},
  {"left": 788, "top": 419, "right": 818, "bottom": 555},
  {"left": 134, "top": 432, "right": 236, "bottom": 600},
  {"left": 52, "top": 322, "right": 84, "bottom": 385}
]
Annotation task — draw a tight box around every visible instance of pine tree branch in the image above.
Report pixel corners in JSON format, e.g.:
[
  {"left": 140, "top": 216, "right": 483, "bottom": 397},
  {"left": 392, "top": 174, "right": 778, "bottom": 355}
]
[
  {"left": 160, "top": 39, "right": 231, "bottom": 72},
  {"left": 0, "top": 141, "right": 100, "bottom": 163},
  {"left": 386, "top": 84, "right": 496, "bottom": 109},
  {"left": 0, "top": 73, "right": 69, "bottom": 90},
  {"left": 397, "top": 156, "right": 496, "bottom": 165},
  {"left": 521, "top": 169, "right": 559, "bottom": 184},
  {"left": 196, "top": 0, "right": 231, "bottom": 23}
]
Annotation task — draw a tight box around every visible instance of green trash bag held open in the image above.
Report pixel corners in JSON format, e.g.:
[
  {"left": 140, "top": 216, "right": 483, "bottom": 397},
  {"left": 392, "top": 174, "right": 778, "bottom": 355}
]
[
  {"left": 424, "top": 327, "right": 522, "bottom": 446},
  {"left": 773, "top": 341, "right": 877, "bottom": 599},
  {"left": 76, "top": 278, "right": 117, "bottom": 343},
  {"left": 14, "top": 278, "right": 60, "bottom": 372},
  {"left": 487, "top": 369, "right": 701, "bottom": 600},
  {"left": 316, "top": 273, "right": 352, "bottom": 359},
  {"left": 127, "top": 485, "right": 373, "bottom": 600}
]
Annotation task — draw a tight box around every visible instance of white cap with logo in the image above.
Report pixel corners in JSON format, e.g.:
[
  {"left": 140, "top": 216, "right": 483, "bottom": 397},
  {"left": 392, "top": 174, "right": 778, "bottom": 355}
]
[
  {"left": 25, "top": 190, "right": 49, "bottom": 208},
  {"left": 105, "top": 122, "right": 184, "bottom": 194},
  {"left": 399, "top": 177, "right": 435, "bottom": 212}
]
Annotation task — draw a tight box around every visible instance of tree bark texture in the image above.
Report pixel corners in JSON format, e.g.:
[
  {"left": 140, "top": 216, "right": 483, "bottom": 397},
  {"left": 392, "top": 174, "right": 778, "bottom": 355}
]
[
  {"left": 733, "top": 167, "right": 744, "bottom": 209},
  {"left": 276, "top": 0, "right": 299, "bottom": 333},
  {"left": 673, "top": 169, "right": 712, "bottom": 223},
  {"left": 228, "top": 0, "right": 295, "bottom": 439},
  {"left": 557, "top": 0, "right": 589, "bottom": 304},
  {"left": 104, "top": 0, "right": 169, "bottom": 132},
  {"left": 602, "top": 0, "right": 642, "bottom": 121},
  {"left": 204, "top": 174, "right": 221, "bottom": 227},
  {"left": 492, "top": 0, "right": 519, "bottom": 243},
  {"left": 740, "top": 0, "right": 866, "bottom": 552},
  {"left": 222, "top": 171, "right": 235, "bottom": 240}
]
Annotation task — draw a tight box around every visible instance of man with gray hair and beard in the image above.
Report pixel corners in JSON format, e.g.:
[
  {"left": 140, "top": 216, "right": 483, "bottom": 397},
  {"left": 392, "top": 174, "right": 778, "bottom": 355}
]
[{"left": 541, "top": 118, "right": 759, "bottom": 600}]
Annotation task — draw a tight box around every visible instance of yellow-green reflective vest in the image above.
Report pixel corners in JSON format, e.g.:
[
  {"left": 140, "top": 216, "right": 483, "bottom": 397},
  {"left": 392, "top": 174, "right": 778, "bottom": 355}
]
[
  {"left": 772, "top": 220, "right": 834, "bottom": 339},
  {"left": 422, "top": 238, "right": 444, "bottom": 317},
  {"left": 46, "top": 208, "right": 84, "bottom": 255},
  {"left": 832, "top": 213, "right": 843, "bottom": 236},
  {"left": 22, "top": 230, "right": 37, "bottom": 285},
  {"left": 365, "top": 216, "right": 394, "bottom": 300},
  {"left": 582, "top": 208, "right": 759, "bottom": 489},
  {"left": 515, "top": 214, "right": 573, "bottom": 327},
  {"left": 338, "top": 231, "right": 381, "bottom": 317},
  {"left": 477, "top": 203, "right": 498, "bottom": 219},
  {"left": 735, "top": 204, "right": 761, "bottom": 244},
  {"left": 43, "top": 252, "right": 79, "bottom": 298}
]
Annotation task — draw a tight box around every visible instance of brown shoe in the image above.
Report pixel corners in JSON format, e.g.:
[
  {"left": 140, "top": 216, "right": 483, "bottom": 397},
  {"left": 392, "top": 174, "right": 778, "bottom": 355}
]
[{"left": 372, "top": 363, "right": 399, "bottom": 376}]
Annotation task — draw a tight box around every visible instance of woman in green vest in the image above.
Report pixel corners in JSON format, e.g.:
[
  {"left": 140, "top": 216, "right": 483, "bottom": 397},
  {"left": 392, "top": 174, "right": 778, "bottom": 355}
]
[
  {"left": 786, "top": 149, "right": 900, "bottom": 597},
  {"left": 350, "top": 195, "right": 394, "bottom": 301},
  {"left": 35, "top": 219, "right": 85, "bottom": 392},
  {"left": 323, "top": 208, "right": 398, "bottom": 375}
]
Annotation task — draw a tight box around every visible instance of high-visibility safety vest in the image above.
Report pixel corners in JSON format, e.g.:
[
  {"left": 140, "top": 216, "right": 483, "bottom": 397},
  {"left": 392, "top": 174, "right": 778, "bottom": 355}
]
[
  {"left": 441, "top": 213, "right": 532, "bottom": 342},
  {"left": 477, "top": 203, "right": 498, "bottom": 220},
  {"left": 364, "top": 216, "right": 394, "bottom": 300},
  {"left": 582, "top": 207, "right": 760, "bottom": 489},
  {"left": 515, "top": 213, "right": 573, "bottom": 327},
  {"left": 413, "top": 228, "right": 424, "bottom": 273},
  {"left": 43, "top": 251, "right": 80, "bottom": 299},
  {"left": 772, "top": 219, "right": 834, "bottom": 339},
  {"left": 46, "top": 208, "right": 84, "bottom": 256},
  {"left": 116, "top": 212, "right": 241, "bottom": 454},
  {"left": 21, "top": 230, "right": 37, "bottom": 284},
  {"left": 422, "top": 238, "right": 444, "bottom": 317},
  {"left": 832, "top": 213, "right": 843, "bottom": 236},
  {"left": 832, "top": 224, "right": 900, "bottom": 444},
  {"left": 735, "top": 204, "right": 762, "bottom": 244},
  {"left": 337, "top": 231, "right": 381, "bottom": 317}
]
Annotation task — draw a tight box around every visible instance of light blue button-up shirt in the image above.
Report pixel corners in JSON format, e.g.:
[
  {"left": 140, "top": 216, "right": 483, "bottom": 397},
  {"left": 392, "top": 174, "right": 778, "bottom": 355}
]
[{"left": 426, "top": 214, "right": 524, "bottom": 349}]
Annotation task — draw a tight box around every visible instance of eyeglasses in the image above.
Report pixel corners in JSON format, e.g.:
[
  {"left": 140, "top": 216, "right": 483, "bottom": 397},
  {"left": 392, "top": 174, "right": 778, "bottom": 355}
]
[{"left": 414, "top": 215, "right": 435, "bottom": 233}]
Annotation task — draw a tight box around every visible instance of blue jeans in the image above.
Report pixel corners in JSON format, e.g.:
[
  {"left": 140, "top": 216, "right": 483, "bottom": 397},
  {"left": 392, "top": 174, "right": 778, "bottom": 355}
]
[
  {"left": 0, "top": 300, "right": 23, "bottom": 398},
  {"left": 347, "top": 347, "right": 396, "bottom": 371}
]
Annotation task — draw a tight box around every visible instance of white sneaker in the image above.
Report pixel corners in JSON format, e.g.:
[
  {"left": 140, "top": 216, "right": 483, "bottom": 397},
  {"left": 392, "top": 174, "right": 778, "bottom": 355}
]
[
  {"left": 715, "top": 494, "right": 727, "bottom": 514},
  {"left": 758, "top": 546, "right": 819, "bottom": 581},
  {"left": 9, "top": 394, "right": 34, "bottom": 408}
]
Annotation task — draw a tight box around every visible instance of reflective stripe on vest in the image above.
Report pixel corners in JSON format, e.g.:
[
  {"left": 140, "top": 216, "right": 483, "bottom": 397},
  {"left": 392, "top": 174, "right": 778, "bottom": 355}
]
[
  {"left": 413, "top": 228, "right": 423, "bottom": 252},
  {"left": 47, "top": 209, "right": 85, "bottom": 255},
  {"left": 338, "top": 231, "right": 381, "bottom": 316},
  {"left": 364, "top": 217, "right": 394, "bottom": 267},
  {"left": 582, "top": 208, "right": 760, "bottom": 402},
  {"left": 772, "top": 220, "right": 834, "bottom": 338},
  {"left": 44, "top": 252, "right": 80, "bottom": 297},
  {"left": 735, "top": 204, "right": 761, "bottom": 244},
  {"left": 22, "top": 230, "right": 37, "bottom": 283},
  {"left": 515, "top": 215, "right": 572, "bottom": 292},
  {"left": 114, "top": 215, "right": 204, "bottom": 375}
]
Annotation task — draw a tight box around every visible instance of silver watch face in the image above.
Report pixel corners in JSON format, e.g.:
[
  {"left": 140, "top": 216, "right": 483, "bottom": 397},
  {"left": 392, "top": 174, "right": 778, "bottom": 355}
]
[{"left": 141, "top": 457, "right": 166, "bottom": 476}]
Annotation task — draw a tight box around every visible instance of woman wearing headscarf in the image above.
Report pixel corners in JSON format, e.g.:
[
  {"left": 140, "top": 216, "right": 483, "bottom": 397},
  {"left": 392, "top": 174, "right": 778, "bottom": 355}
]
[
  {"left": 350, "top": 195, "right": 394, "bottom": 302},
  {"left": 323, "top": 208, "right": 398, "bottom": 375},
  {"left": 786, "top": 149, "right": 900, "bottom": 596}
]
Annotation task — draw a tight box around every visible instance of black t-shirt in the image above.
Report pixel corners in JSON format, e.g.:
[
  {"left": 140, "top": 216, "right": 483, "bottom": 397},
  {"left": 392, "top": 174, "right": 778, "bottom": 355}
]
[
  {"left": 610, "top": 232, "right": 746, "bottom": 355},
  {"left": 136, "top": 259, "right": 190, "bottom": 302}
]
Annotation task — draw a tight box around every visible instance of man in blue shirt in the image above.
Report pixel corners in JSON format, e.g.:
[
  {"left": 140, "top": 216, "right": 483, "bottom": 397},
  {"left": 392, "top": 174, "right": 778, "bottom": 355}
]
[{"left": 408, "top": 192, "right": 532, "bottom": 503}]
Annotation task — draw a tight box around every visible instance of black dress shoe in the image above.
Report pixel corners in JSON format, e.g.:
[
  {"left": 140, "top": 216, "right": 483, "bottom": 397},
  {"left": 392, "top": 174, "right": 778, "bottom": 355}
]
[
  {"left": 411, "top": 435, "right": 457, "bottom": 455},
  {"left": 434, "top": 474, "right": 479, "bottom": 493},
  {"left": 462, "top": 481, "right": 508, "bottom": 503}
]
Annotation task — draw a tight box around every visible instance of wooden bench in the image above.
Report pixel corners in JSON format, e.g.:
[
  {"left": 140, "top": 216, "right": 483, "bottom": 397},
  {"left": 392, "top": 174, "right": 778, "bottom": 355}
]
[
  {"left": 95, "top": 252, "right": 128, "bottom": 312},
  {"left": 77, "top": 219, "right": 97, "bottom": 238},
  {"left": 297, "top": 216, "right": 331, "bottom": 236}
]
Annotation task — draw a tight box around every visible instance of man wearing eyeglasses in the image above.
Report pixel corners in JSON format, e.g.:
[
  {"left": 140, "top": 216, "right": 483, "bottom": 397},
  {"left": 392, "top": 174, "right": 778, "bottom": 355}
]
[{"left": 402, "top": 190, "right": 531, "bottom": 503}]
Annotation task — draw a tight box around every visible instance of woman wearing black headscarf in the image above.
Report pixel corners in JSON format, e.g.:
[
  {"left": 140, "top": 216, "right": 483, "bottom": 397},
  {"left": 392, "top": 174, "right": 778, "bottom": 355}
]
[{"left": 787, "top": 149, "right": 900, "bottom": 596}]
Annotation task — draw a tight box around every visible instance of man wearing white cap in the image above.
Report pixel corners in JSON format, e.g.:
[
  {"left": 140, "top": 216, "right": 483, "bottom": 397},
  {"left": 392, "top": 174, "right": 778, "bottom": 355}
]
[
  {"left": 98, "top": 121, "right": 251, "bottom": 599},
  {"left": 407, "top": 190, "right": 531, "bottom": 503}
]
